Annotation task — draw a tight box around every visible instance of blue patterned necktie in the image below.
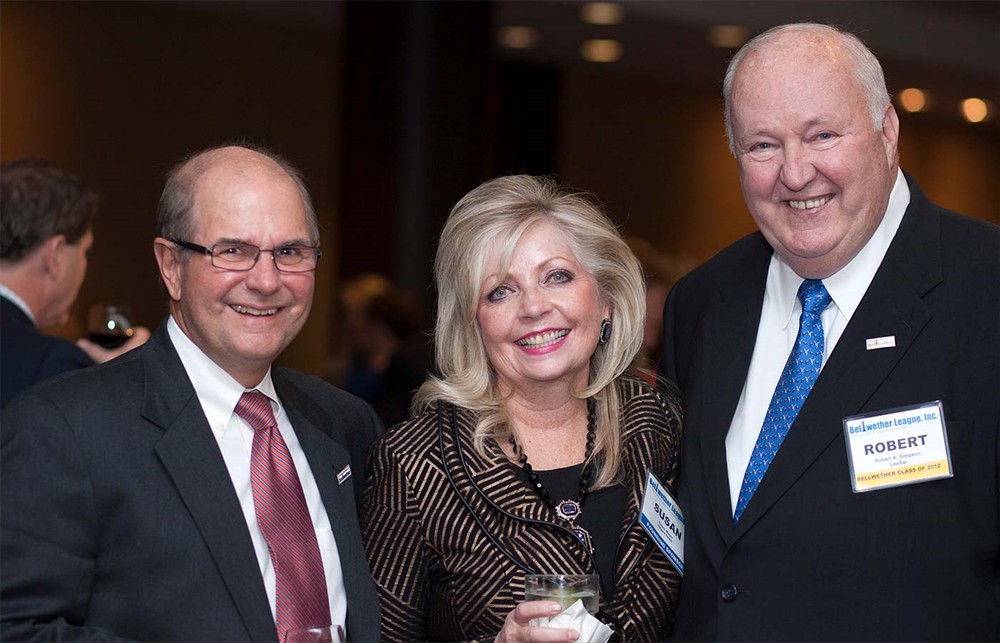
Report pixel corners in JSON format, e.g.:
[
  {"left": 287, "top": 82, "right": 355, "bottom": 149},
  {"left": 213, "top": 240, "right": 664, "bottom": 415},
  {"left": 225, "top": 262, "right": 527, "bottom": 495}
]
[{"left": 734, "top": 279, "right": 832, "bottom": 522}]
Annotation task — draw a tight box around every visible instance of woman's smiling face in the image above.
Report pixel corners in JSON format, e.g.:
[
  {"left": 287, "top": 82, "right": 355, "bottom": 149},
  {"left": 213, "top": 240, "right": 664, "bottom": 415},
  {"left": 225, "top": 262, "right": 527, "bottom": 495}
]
[{"left": 476, "top": 220, "right": 608, "bottom": 396}]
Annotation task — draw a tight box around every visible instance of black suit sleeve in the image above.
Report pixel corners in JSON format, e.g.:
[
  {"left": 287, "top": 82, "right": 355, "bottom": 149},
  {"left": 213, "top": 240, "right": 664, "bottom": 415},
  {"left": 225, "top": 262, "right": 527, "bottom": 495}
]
[
  {"left": 35, "top": 341, "right": 95, "bottom": 382},
  {"left": 1, "top": 392, "right": 130, "bottom": 641}
]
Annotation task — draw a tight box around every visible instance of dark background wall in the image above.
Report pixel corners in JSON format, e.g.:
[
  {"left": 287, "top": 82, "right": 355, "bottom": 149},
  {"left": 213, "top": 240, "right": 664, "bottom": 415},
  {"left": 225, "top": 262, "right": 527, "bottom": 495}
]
[
  {"left": 2, "top": 1, "right": 344, "bottom": 368},
  {"left": 2, "top": 0, "right": 996, "bottom": 377}
]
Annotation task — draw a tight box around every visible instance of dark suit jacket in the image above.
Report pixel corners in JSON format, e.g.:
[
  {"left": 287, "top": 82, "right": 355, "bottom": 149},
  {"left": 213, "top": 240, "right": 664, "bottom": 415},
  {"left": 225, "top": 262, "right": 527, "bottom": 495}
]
[
  {"left": 1, "top": 322, "right": 383, "bottom": 642},
  {"left": 661, "top": 174, "right": 999, "bottom": 641},
  {"left": 362, "top": 376, "right": 682, "bottom": 642},
  {"left": 0, "top": 295, "right": 93, "bottom": 408}
]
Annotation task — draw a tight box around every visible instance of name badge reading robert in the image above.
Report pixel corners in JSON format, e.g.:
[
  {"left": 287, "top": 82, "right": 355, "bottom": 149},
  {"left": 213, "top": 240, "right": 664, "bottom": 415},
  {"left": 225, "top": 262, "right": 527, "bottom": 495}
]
[
  {"left": 843, "top": 401, "right": 953, "bottom": 493},
  {"left": 639, "top": 471, "right": 684, "bottom": 576}
]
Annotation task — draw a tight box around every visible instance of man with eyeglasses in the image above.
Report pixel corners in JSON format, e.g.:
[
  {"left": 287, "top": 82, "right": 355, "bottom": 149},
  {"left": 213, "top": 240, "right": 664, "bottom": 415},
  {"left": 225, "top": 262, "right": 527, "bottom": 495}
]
[{"left": 1, "top": 144, "right": 383, "bottom": 642}]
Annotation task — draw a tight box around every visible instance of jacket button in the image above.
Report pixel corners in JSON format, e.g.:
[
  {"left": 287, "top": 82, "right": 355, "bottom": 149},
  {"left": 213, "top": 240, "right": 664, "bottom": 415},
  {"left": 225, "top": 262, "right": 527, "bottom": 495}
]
[{"left": 720, "top": 584, "right": 738, "bottom": 602}]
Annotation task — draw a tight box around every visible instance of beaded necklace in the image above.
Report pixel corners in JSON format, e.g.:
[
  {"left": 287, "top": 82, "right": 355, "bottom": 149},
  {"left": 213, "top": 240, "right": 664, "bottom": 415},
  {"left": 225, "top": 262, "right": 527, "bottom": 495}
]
[{"left": 509, "top": 399, "right": 596, "bottom": 553}]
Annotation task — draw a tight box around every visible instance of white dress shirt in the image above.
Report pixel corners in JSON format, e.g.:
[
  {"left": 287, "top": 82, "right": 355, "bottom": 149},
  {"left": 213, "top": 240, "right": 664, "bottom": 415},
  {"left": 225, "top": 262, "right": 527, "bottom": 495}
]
[
  {"left": 0, "top": 284, "right": 37, "bottom": 324},
  {"left": 167, "top": 317, "right": 347, "bottom": 628},
  {"left": 725, "top": 169, "right": 911, "bottom": 513}
]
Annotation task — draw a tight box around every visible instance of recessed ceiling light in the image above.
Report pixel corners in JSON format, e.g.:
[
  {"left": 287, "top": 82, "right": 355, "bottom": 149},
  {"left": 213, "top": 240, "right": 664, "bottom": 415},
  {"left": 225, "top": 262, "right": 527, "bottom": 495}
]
[
  {"left": 960, "top": 98, "right": 992, "bottom": 123},
  {"left": 580, "top": 3, "right": 624, "bottom": 26},
  {"left": 498, "top": 26, "right": 539, "bottom": 50},
  {"left": 581, "top": 39, "right": 623, "bottom": 63},
  {"left": 707, "top": 25, "right": 749, "bottom": 48},
  {"left": 898, "top": 88, "right": 931, "bottom": 113}
]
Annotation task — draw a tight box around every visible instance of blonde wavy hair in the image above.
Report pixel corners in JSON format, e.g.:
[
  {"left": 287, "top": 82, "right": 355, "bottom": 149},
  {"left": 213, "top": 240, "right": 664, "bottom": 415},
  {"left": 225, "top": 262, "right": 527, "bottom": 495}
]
[{"left": 414, "top": 175, "right": 646, "bottom": 488}]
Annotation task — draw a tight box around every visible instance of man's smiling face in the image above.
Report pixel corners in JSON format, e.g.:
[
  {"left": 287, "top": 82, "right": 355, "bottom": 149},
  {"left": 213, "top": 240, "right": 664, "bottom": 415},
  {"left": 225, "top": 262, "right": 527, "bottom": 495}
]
[
  {"left": 730, "top": 31, "right": 899, "bottom": 279},
  {"left": 157, "top": 148, "right": 316, "bottom": 386}
]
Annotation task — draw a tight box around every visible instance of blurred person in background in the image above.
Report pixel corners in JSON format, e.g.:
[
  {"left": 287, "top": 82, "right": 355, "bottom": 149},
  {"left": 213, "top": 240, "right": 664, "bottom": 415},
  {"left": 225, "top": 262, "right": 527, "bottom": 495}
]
[
  {"left": 0, "top": 158, "right": 149, "bottom": 408},
  {"left": 335, "top": 272, "right": 430, "bottom": 429},
  {"left": 362, "top": 175, "right": 682, "bottom": 642},
  {"left": 661, "top": 23, "right": 999, "bottom": 641},
  {"left": 625, "top": 236, "right": 691, "bottom": 380}
]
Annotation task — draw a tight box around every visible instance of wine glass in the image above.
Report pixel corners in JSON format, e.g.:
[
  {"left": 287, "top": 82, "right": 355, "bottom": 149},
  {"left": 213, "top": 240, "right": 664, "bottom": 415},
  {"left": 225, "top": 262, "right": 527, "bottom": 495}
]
[
  {"left": 87, "top": 304, "right": 134, "bottom": 349},
  {"left": 524, "top": 574, "right": 600, "bottom": 614},
  {"left": 285, "top": 624, "right": 346, "bottom": 643}
]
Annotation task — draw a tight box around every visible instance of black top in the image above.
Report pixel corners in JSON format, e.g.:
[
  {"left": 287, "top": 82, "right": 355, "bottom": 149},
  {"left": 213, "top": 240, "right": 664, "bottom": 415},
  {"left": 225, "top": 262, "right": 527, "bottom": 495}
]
[{"left": 515, "top": 463, "right": 627, "bottom": 600}]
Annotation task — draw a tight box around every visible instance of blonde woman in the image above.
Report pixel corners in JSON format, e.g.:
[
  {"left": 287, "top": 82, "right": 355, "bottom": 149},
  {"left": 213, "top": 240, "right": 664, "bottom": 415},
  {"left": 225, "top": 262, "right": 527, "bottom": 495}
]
[{"left": 362, "top": 176, "right": 681, "bottom": 642}]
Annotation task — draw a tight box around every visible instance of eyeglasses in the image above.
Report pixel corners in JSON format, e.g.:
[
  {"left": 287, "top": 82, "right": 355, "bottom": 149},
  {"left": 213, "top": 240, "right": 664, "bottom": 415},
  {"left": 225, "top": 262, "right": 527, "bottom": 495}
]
[{"left": 170, "top": 239, "right": 322, "bottom": 273}]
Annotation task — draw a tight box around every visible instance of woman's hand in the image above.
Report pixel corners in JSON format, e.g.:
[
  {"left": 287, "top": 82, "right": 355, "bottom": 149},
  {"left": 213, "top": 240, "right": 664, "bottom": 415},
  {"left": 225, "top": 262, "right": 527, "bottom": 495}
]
[{"left": 494, "top": 601, "right": 579, "bottom": 642}]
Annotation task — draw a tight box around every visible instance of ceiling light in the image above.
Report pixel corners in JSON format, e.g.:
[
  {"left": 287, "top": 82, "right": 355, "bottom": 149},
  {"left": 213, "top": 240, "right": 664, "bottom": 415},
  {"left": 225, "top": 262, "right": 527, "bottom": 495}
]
[
  {"left": 898, "top": 88, "right": 931, "bottom": 113},
  {"left": 498, "top": 26, "right": 539, "bottom": 50},
  {"left": 960, "top": 98, "right": 992, "bottom": 123},
  {"left": 707, "top": 25, "right": 750, "bottom": 48},
  {"left": 581, "top": 39, "right": 623, "bottom": 63},
  {"left": 580, "top": 3, "right": 624, "bottom": 26}
]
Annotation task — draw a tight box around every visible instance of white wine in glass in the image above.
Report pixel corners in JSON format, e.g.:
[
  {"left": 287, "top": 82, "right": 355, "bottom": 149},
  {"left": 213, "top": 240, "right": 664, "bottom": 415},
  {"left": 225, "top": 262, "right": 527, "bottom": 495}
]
[
  {"left": 285, "top": 624, "right": 345, "bottom": 643},
  {"left": 524, "top": 574, "right": 600, "bottom": 614}
]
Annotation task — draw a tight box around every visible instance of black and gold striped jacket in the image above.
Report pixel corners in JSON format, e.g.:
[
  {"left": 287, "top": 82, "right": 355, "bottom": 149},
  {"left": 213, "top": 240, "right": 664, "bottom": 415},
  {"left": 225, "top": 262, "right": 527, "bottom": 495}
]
[{"left": 361, "top": 376, "right": 682, "bottom": 642}]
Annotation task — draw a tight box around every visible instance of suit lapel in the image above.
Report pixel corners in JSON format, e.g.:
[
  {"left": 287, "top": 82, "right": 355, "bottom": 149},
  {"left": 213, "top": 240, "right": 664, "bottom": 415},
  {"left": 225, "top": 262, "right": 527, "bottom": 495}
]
[
  {"left": 275, "top": 376, "right": 385, "bottom": 640},
  {"left": 144, "top": 326, "right": 277, "bottom": 642},
  {"left": 697, "top": 238, "right": 771, "bottom": 543},
  {"left": 274, "top": 378, "right": 374, "bottom": 617},
  {"left": 282, "top": 406, "right": 356, "bottom": 537},
  {"left": 273, "top": 374, "right": 356, "bottom": 521},
  {"left": 733, "top": 185, "right": 942, "bottom": 536}
]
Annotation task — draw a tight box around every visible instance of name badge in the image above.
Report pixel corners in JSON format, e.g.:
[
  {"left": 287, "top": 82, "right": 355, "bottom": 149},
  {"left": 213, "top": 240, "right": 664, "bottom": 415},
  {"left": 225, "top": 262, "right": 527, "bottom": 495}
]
[
  {"left": 639, "top": 471, "right": 684, "bottom": 576},
  {"left": 843, "top": 401, "right": 953, "bottom": 493},
  {"left": 336, "top": 465, "right": 352, "bottom": 485}
]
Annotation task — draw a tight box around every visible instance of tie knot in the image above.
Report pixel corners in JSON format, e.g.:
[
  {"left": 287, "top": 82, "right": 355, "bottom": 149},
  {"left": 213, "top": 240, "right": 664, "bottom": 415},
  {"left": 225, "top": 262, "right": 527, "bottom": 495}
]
[
  {"left": 234, "top": 390, "right": 276, "bottom": 432},
  {"left": 797, "top": 279, "right": 832, "bottom": 316}
]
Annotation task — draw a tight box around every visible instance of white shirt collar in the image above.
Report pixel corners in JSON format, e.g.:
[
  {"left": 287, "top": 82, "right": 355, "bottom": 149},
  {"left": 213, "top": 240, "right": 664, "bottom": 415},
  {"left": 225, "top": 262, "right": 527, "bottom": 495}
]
[
  {"left": 0, "top": 284, "right": 37, "bottom": 325},
  {"left": 166, "top": 315, "right": 281, "bottom": 437},
  {"left": 771, "top": 168, "right": 910, "bottom": 325}
]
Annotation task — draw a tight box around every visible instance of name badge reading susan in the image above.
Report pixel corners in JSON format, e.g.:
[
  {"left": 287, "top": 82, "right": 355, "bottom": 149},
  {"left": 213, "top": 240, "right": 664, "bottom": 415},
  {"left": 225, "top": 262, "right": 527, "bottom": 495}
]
[
  {"left": 639, "top": 471, "right": 684, "bottom": 575},
  {"left": 843, "top": 401, "right": 953, "bottom": 493}
]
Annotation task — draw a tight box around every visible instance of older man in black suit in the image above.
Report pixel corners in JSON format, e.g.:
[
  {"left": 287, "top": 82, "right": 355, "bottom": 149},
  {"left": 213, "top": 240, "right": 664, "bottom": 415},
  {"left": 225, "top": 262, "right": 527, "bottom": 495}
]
[
  {"left": 1, "top": 145, "right": 382, "bottom": 641},
  {"left": 661, "top": 23, "right": 998, "bottom": 641}
]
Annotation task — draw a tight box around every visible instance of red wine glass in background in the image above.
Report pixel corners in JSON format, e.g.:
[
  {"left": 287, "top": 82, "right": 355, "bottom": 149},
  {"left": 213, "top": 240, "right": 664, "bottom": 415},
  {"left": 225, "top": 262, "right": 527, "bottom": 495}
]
[{"left": 87, "top": 304, "right": 135, "bottom": 349}]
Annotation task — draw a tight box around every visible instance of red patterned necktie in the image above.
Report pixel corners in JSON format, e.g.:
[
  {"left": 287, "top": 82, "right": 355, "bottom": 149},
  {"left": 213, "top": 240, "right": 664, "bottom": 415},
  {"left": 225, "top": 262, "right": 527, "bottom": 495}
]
[{"left": 235, "top": 390, "right": 331, "bottom": 641}]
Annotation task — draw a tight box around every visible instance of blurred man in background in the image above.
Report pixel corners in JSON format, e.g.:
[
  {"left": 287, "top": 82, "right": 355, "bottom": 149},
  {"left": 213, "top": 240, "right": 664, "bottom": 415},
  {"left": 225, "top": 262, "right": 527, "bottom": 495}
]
[
  {"left": 333, "top": 272, "right": 430, "bottom": 429},
  {"left": 0, "top": 158, "right": 148, "bottom": 408}
]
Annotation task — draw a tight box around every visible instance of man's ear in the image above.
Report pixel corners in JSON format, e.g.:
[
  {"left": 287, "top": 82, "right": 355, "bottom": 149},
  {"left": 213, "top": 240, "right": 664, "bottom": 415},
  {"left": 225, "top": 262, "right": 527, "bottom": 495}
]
[
  {"left": 881, "top": 103, "right": 900, "bottom": 164},
  {"left": 39, "top": 235, "right": 67, "bottom": 280},
  {"left": 153, "top": 238, "right": 182, "bottom": 301}
]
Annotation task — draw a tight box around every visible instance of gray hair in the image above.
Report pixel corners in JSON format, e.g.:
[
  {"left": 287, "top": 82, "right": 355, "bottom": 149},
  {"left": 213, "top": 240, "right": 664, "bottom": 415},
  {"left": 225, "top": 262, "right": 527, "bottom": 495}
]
[
  {"left": 156, "top": 142, "right": 318, "bottom": 244},
  {"left": 415, "top": 175, "right": 647, "bottom": 489},
  {"left": 723, "top": 23, "right": 891, "bottom": 155}
]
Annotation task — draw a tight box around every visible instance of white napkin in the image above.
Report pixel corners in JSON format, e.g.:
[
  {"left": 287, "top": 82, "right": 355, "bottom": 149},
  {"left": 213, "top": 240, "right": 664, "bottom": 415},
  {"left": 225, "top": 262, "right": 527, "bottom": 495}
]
[{"left": 530, "top": 599, "right": 613, "bottom": 643}]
